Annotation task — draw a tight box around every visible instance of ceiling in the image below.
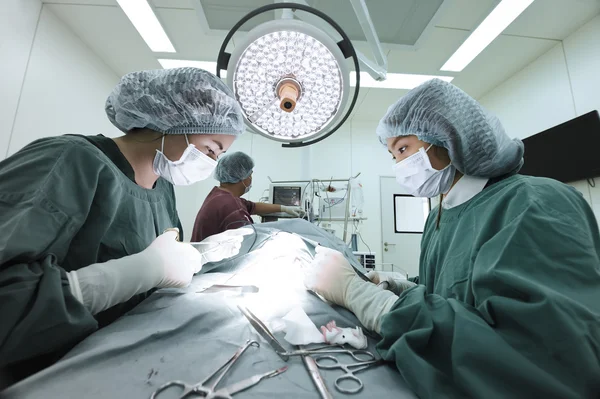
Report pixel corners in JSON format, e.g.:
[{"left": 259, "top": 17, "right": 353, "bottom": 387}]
[{"left": 42, "top": 0, "right": 600, "bottom": 121}]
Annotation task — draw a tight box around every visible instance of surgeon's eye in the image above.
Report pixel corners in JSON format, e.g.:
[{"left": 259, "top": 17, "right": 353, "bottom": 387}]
[
  {"left": 398, "top": 146, "right": 407, "bottom": 154},
  {"left": 206, "top": 146, "right": 217, "bottom": 160}
]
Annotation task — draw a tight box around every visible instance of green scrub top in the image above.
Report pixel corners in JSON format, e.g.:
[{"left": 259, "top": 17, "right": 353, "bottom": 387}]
[
  {"left": 377, "top": 175, "right": 600, "bottom": 398},
  {"left": 0, "top": 135, "right": 181, "bottom": 377}
]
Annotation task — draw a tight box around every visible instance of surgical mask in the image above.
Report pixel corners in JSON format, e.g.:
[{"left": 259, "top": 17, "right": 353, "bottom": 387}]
[
  {"left": 242, "top": 180, "right": 252, "bottom": 194},
  {"left": 393, "top": 145, "right": 456, "bottom": 198},
  {"left": 153, "top": 135, "right": 217, "bottom": 186}
]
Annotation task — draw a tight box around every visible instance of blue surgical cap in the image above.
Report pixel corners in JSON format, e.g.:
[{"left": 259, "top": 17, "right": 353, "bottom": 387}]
[
  {"left": 215, "top": 152, "right": 254, "bottom": 184},
  {"left": 106, "top": 67, "right": 245, "bottom": 136},
  {"left": 376, "top": 79, "right": 524, "bottom": 178}
]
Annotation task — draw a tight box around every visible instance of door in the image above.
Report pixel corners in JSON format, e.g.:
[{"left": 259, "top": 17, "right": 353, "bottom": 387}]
[{"left": 379, "top": 176, "right": 430, "bottom": 278}]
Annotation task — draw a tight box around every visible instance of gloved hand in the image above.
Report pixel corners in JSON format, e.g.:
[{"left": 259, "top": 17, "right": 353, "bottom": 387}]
[
  {"left": 304, "top": 246, "right": 399, "bottom": 333},
  {"left": 304, "top": 246, "right": 362, "bottom": 306},
  {"left": 366, "top": 271, "right": 416, "bottom": 296},
  {"left": 144, "top": 230, "right": 203, "bottom": 287},
  {"left": 194, "top": 227, "right": 253, "bottom": 265},
  {"left": 281, "top": 205, "right": 306, "bottom": 218},
  {"left": 67, "top": 230, "right": 203, "bottom": 315}
]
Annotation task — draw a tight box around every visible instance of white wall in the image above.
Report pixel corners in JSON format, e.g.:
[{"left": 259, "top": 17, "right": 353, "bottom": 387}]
[
  {"left": 2, "top": 3, "right": 120, "bottom": 158},
  {"left": 564, "top": 14, "right": 600, "bottom": 116},
  {"left": 478, "top": 43, "right": 577, "bottom": 140},
  {"left": 479, "top": 14, "right": 600, "bottom": 223},
  {"left": 0, "top": 0, "right": 42, "bottom": 157}
]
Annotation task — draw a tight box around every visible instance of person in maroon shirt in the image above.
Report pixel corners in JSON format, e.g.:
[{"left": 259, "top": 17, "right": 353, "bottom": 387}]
[{"left": 191, "top": 152, "right": 305, "bottom": 241}]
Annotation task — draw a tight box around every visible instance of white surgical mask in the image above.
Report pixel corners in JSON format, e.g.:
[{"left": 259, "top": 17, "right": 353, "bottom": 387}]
[
  {"left": 242, "top": 179, "right": 252, "bottom": 194},
  {"left": 153, "top": 135, "right": 217, "bottom": 186},
  {"left": 393, "top": 145, "right": 456, "bottom": 198}
]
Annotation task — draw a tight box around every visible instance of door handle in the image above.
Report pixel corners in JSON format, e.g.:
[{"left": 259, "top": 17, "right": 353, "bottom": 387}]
[{"left": 383, "top": 242, "right": 396, "bottom": 247}]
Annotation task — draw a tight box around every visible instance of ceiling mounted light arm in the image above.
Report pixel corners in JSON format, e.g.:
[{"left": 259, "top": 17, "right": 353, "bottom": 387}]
[
  {"left": 289, "top": 0, "right": 386, "bottom": 81},
  {"left": 216, "top": 2, "right": 360, "bottom": 148},
  {"left": 349, "top": 0, "right": 387, "bottom": 79}
]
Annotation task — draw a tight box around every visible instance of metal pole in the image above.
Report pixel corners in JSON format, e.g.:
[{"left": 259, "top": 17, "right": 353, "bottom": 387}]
[
  {"left": 268, "top": 173, "right": 360, "bottom": 185},
  {"left": 343, "top": 179, "right": 352, "bottom": 242}
]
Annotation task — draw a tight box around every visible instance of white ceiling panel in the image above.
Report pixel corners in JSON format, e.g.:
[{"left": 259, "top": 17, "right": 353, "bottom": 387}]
[
  {"left": 43, "top": 0, "right": 196, "bottom": 9},
  {"left": 307, "top": 0, "right": 444, "bottom": 45},
  {"left": 504, "top": 0, "right": 600, "bottom": 40},
  {"left": 43, "top": 0, "right": 117, "bottom": 5},
  {"left": 156, "top": 8, "right": 226, "bottom": 61},
  {"left": 47, "top": 3, "right": 161, "bottom": 75},
  {"left": 385, "top": 27, "right": 469, "bottom": 75},
  {"left": 435, "top": 0, "right": 497, "bottom": 30},
  {"left": 152, "top": 0, "right": 195, "bottom": 9},
  {"left": 451, "top": 34, "right": 558, "bottom": 98},
  {"left": 200, "top": 0, "right": 274, "bottom": 32},
  {"left": 435, "top": 0, "right": 600, "bottom": 41}
]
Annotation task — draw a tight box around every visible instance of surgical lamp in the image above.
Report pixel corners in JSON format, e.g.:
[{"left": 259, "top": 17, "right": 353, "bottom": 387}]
[{"left": 216, "top": 3, "right": 360, "bottom": 147}]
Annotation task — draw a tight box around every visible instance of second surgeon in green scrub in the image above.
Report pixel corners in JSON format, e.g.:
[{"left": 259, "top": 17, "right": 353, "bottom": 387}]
[
  {"left": 0, "top": 68, "right": 248, "bottom": 384},
  {"left": 306, "top": 79, "right": 600, "bottom": 398}
]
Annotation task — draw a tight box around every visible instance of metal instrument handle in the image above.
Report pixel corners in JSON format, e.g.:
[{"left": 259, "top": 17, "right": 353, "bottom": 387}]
[
  {"left": 209, "top": 340, "right": 259, "bottom": 390},
  {"left": 334, "top": 373, "right": 364, "bottom": 394},
  {"left": 150, "top": 380, "right": 195, "bottom": 399}
]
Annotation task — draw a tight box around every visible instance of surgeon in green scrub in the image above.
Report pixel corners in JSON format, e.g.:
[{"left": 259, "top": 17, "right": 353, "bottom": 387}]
[
  {"left": 305, "top": 79, "right": 600, "bottom": 398},
  {"left": 0, "top": 68, "right": 248, "bottom": 384}
]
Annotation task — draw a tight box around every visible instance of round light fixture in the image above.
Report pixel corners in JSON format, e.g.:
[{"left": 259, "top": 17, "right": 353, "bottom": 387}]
[{"left": 216, "top": 3, "right": 360, "bottom": 147}]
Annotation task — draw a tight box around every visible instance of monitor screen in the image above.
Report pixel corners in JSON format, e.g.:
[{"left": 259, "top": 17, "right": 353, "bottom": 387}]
[
  {"left": 519, "top": 111, "right": 600, "bottom": 183},
  {"left": 272, "top": 186, "right": 301, "bottom": 206}
]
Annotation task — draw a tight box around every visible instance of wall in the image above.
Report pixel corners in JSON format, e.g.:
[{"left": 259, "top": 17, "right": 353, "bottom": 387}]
[
  {"left": 1, "top": 0, "right": 120, "bottom": 159},
  {"left": 479, "top": 14, "right": 600, "bottom": 223},
  {"left": 0, "top": 0, "right": 42, "bottom": 157}
]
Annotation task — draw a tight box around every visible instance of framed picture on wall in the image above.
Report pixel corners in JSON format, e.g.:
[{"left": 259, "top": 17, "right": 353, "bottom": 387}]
[{"left": 393, "top": 195, "right": 431, "bottom": 234}]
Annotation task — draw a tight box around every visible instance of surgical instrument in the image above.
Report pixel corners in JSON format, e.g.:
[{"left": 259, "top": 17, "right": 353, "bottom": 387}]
[
  {"left": 238, "top": 305, "right": 376, "bottom": 362},
  {"left": 198, "top": 285, "right": 259, "bottom": 294},
  {"left": 149, "top": 340, "right": 287, "bottom": 399},
  {"left": 238, "top": 305, "right": 333, "bottom": 398},
  {"left": 238, "top": 305, "right": 289, "bottom": 361},
  {"left": 300, "top": 347, "right": 333, "bottom": 399},
  {"left": 283, "top": 345, "right": 375, "bottom": 362},
  {"left": 314, "top": 355, "right": 383, "bottom": 394},
  {"left": 238, "top": 305, "right": 382, "bottom": 395}
]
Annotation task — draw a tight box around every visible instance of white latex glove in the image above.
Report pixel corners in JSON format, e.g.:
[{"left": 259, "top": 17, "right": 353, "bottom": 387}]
[
  {"left": 281, "top": 205, "right": 306, "bottom": 218},
  {"left": 67, "top": 230, "right": 203, "bottom": 315},
  {"left": 145, "top": 230, "right": 203, "bottom": 287},
  {"left": 304, "top": 246, "right": 399, "bottom": 333},
  {"left": 366, "top": 271, "right": 417, "bottom": 296},
  {"left": 304, "top": 246, "right": 361, "bottom": 307},
  {"left": 194, "top": 227, "right": 253, "bottom": 265}
]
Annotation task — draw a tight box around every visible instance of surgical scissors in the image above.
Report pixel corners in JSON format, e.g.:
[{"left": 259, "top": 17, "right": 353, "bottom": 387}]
[
  {"left": 281, "top": 345, "right": 375, "bottom": 362},
  {"left": 149, "top": 340, "right": 287, "bottom": 399},
  {"left": 314, "top": 355, "right": 383, "bottom": 394}
]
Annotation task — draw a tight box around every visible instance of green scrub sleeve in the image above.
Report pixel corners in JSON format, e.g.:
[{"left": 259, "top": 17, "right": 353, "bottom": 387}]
[
  {"left": 376, "top": 199, "right": 600, "bottom": 399},
  {"left": 0, "top": 140, "right": 98, "bottom": 366}
]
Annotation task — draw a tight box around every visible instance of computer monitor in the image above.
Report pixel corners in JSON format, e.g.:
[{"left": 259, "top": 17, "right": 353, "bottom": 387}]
[
  {"left": 269, "top": 183, "right": 303, "bottom": 207},
  {"left": 519, "top": 111, "right": 600, "bottom": 183}
]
